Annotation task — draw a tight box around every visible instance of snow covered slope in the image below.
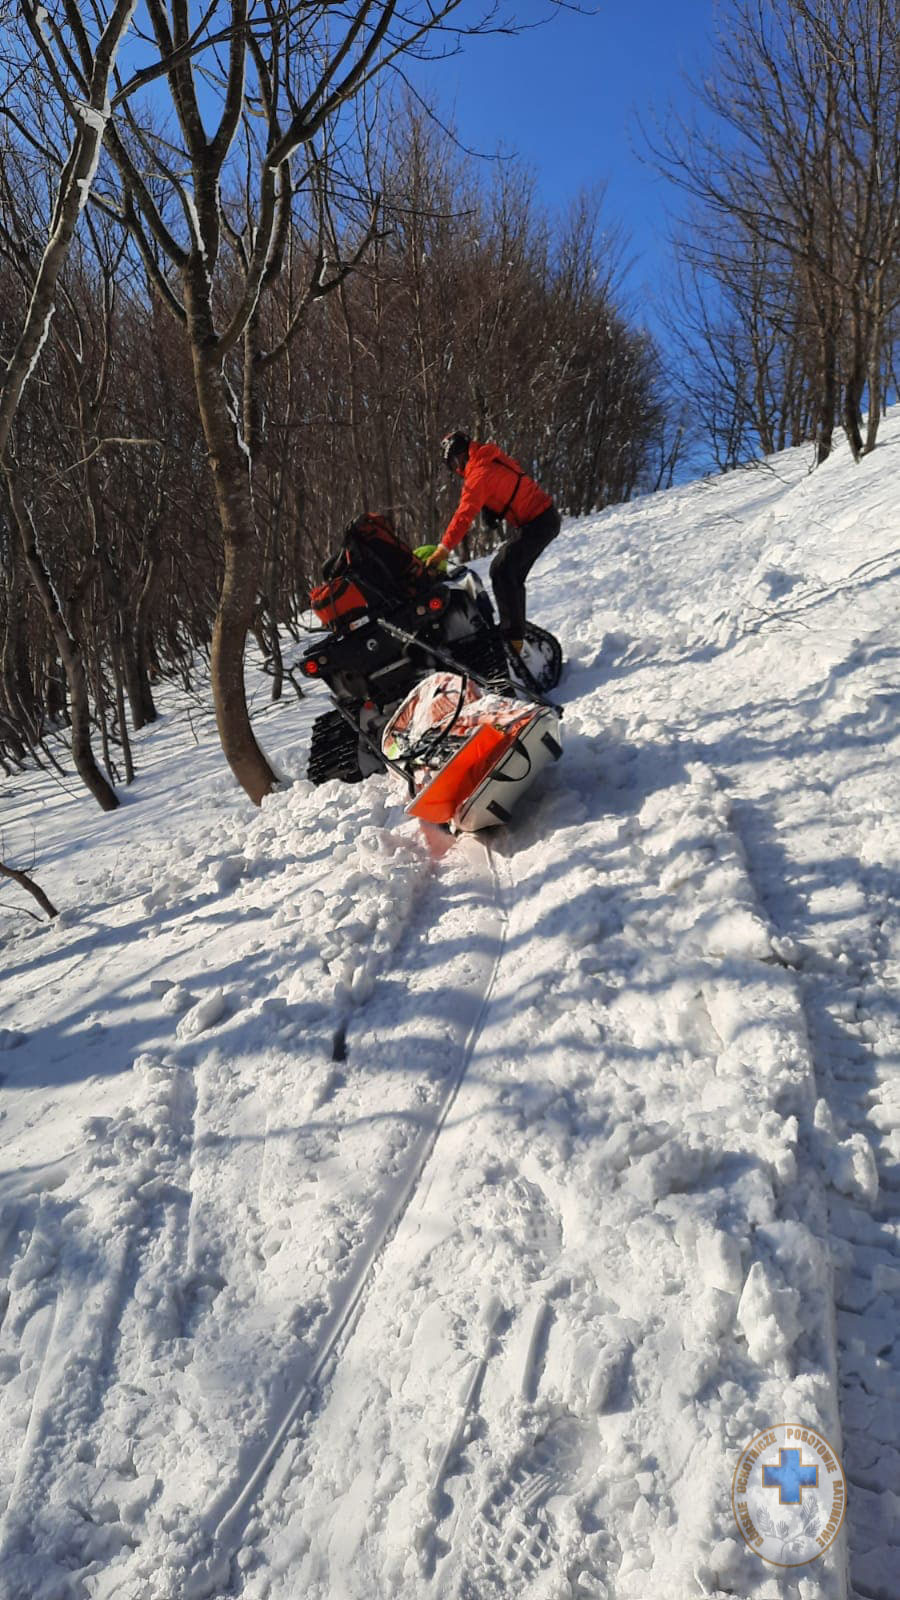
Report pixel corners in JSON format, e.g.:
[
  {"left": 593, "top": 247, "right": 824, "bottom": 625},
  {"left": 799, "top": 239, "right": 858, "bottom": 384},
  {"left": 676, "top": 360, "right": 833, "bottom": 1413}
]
[{"left": 1, "top": 416, "right": 898, "bottom": 1600}]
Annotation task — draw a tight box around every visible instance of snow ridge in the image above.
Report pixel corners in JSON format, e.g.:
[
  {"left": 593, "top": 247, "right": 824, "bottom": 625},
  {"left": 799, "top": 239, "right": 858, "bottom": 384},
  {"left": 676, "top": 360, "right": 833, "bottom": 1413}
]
[{"left": 186, "top": 841, "right": 508, "bottom": 1596}]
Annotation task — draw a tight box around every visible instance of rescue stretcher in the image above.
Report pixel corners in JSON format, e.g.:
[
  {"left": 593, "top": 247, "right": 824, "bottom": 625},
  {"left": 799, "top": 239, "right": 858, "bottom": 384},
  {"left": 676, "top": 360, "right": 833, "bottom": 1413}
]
[{"left": 381, "top": 672, "right": 563, "bottom": 833}]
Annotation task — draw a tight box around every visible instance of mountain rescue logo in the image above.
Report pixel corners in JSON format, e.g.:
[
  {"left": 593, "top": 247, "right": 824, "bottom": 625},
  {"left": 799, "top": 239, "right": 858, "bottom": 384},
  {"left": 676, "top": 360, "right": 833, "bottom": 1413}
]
[{"left": 732, "top": 1424, "right": 846, "bottom": 1567}]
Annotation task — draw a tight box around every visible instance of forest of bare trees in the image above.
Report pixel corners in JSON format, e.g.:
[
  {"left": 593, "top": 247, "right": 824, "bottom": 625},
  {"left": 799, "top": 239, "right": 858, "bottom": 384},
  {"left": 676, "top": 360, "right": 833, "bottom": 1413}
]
[
  {"left": 656, "top": 0, "right": 900, "bottom": 469},
  {"left": 2, "top": 0, "right": 899, "bottom": 817},
  {"left": 0, "top": 1, "right": 674, "bottom": 809}
]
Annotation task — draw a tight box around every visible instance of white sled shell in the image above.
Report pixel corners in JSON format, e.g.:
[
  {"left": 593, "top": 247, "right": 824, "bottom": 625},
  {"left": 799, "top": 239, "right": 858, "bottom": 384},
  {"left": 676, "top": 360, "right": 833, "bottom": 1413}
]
[{"left": 409, "top": 705, "right": 563, "bottom": 833}]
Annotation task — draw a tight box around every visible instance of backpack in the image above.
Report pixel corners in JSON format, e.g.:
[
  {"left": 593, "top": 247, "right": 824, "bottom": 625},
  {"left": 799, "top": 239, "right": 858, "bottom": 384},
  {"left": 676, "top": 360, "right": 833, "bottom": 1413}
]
[{"left": 310, "top": 513, "right": 427, "bottom": 629}]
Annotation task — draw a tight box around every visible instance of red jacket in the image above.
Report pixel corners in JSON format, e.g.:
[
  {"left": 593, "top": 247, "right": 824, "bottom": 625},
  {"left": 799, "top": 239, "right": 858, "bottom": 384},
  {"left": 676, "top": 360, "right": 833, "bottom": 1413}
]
[{"left": 440, "top": 441, "right": 552, "bottom": 552}]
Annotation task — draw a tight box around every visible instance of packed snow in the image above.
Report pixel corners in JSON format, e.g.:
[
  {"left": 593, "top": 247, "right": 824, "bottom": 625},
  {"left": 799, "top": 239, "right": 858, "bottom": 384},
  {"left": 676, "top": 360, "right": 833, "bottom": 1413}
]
[{"left": 2, "top": 415, "right": 899, "bottom": 1600}]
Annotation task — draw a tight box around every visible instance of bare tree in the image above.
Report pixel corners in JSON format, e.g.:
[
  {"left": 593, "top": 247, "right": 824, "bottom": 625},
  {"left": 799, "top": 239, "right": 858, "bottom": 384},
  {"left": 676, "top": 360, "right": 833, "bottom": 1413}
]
[
  {"left": 0, "top": 0, "right": 141, "bottom": 808},
  {"left": 806, "top": 0, "right": 900, "bottom": 457},
  {"left": 645, "top": 0, "right": 900, "bottom": 467},
  {"left": 89, "top": 0, "right": 522, "bottom": 803},
  {"left": 0, "top": 47, "right": 677, "bottom": 785}
]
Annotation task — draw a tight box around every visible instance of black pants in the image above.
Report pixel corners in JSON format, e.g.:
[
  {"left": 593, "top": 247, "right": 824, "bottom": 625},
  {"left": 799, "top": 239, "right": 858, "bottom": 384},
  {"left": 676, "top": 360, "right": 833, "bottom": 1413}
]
[{"left": 489, "top": 505, "right": 560, "bottom": 641}]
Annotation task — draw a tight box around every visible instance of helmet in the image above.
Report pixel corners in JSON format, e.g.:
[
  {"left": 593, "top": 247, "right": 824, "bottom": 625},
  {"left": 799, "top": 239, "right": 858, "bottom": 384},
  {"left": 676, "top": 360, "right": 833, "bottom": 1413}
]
[{"left": 440, "top": 429, "right": 470, "bottom": 472}]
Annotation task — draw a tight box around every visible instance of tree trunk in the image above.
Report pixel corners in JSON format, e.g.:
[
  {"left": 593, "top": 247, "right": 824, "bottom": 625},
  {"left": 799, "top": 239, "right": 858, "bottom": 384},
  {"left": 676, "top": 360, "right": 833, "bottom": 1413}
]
[
  {"left": 864, "top": 283, "right": 886, "bottom": 454},
  {"left": 110, "top": 632, "right": 135, "bottom": 784},
  {"left": 816, "top": 322, "right": 839, "bottom": 465},
  {"left": 212, "top": 533, "right": 276, "bottom": 803},
  {"left": 120, "top": 624, "right": 150, "bottom": 732},
  {"left": 268, "top": 613, "right": 284, "bottom": 703},
  {"left": 46, "top": 656, "right": 68, "bottom": 724},
  {"left": 264, "top": 487, "right": 287, "bottom": 705},
  {"left": 134, "top": 548, "right": 161, "bottom": 724},
  {"left": 88, "top": 585, "right": 119, "bottom": 786},
  {"left": 185, "top": 276, "right": 276, "bottom": 805},
  {"left": 842, "top": 300, "right": 866, "bottom": 463},
  {"left": 92, "top": 650, "right": 116, "bottom": 784}
]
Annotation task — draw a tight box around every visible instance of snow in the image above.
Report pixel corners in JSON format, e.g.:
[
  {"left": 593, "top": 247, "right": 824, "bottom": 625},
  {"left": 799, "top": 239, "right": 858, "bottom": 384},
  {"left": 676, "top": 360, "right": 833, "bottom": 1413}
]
[
  {"left": 2, "top": 414, "right": 900, "bottom": 1598},
  {"left": 183, "top": 189, "right": 207, "bottom": 260},
  {"left": 75, "top": 100, "right": 112, "bottom": 140},
  {"left": 17, "top": 308, "right": 55, "bottom": 394},
  {"left": 223, "top": 371, "right": 252, "bottom": 465}
]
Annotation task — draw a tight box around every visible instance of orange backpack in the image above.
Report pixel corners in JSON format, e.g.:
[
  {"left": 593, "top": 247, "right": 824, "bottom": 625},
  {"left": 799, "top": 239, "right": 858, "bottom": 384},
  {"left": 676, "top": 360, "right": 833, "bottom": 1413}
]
[{"left": 310, "top": 514, "right": 427, "bottom": 629}]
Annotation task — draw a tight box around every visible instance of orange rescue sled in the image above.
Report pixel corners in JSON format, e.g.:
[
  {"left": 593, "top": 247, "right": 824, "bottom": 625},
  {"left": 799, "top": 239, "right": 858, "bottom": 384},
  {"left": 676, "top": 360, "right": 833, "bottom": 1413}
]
[{"left": 382, "top": 672, "right": 562, "bottom": 833}]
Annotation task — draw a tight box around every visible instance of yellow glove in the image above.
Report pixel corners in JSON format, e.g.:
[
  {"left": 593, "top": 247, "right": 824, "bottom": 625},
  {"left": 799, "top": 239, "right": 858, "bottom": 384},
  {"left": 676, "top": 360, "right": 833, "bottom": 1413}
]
[{"left": 414, "top": 543, "right": 449, "bottom": 573}]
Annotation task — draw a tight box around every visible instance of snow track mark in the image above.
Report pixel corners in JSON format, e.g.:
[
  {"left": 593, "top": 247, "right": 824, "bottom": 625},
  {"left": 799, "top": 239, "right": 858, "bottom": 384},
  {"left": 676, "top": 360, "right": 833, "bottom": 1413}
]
[
  {"left": 185, "top": 840, "right": 508, "bottom": 1598},
  {"left": 418, "top": 1298, "right": 506, "bottom": 1577},
  {"left": 0, "top": 1216, "right": 59, "bottom": 1518},
  {"left": 730, "top": 783, "right": 900, "bottom": 1600},
  {"left": 0, "top": 1056, "right": 198, "bottom": 1595},
  {"left": 0, "top": 1196, "right": 134, "bottom": 1587},
  {"left": 460, "top": 1416, "right": 603, "bottom": 1598},
  {"left": 239, "top": 764, "right": 851, "bottom": 1600}
]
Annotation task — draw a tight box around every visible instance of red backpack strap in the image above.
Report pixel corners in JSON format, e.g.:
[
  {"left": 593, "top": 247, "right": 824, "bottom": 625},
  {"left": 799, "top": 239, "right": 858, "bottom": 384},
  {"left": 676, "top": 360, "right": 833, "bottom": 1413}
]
[{"left": 492, "top": 455, "right": 524, "bottom": 519}]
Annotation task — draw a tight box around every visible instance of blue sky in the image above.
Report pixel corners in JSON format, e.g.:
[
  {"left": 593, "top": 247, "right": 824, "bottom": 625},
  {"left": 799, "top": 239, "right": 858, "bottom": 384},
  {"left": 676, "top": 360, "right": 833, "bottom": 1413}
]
[{"left": 405, "top": 1, "right": 717, "bottom": 320}]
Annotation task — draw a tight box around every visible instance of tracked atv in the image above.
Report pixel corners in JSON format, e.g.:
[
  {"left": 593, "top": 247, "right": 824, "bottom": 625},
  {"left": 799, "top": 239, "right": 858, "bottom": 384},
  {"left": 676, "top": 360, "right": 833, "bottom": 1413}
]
[{"left": 300, "top": 514, "right": 563, "bottom": 822}]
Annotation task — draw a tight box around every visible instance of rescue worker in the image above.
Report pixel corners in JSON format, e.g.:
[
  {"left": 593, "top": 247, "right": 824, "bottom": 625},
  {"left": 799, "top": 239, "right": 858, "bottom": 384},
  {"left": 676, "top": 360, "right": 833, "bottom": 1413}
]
[{"left": 426, "top": 431, "right": 560, "bottom": 661}]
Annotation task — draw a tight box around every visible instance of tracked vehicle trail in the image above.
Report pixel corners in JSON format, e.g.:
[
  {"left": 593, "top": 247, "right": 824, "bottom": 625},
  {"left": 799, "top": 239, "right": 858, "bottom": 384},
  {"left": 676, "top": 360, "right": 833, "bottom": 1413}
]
[
  {"left": 221, "top": 755, "right": 851, "bottom": 1600},
  {"left": 185, "top": 843, "right": 509, "bottom": 1598},
  {"left": 731, "top": 785, "right": 900, "bottom": 1600}
]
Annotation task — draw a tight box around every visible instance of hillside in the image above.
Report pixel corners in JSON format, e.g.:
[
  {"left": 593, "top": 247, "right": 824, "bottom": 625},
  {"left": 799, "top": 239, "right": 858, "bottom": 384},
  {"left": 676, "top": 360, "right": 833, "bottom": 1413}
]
[{"left": 1, "top": 418, "right": 898, "bottom": 1600}]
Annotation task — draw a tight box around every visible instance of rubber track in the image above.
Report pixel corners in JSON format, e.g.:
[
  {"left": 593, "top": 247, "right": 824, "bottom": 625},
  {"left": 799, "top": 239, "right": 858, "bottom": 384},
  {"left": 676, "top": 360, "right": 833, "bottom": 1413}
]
[{"left": 307, "top": 708, "right": 364, "bottom": 786}]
